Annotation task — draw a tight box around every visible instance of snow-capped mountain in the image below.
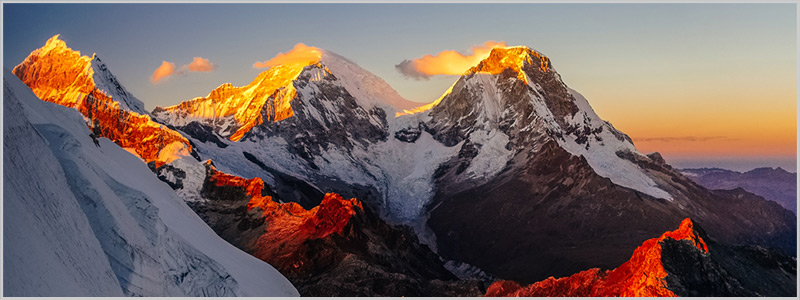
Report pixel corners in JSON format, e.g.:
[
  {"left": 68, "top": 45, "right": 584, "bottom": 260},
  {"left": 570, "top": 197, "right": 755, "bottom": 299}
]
[
  {"left": 3, "top": 69, "right": 298, "bottom": 297},
  {"left": 152, "top": 44, "right": 794, "bottom": 279},
  {"left": 12, "top": 35, "right": 192, "bottom": 167},
  {"left": 419, "top": 46, "right": 795, "bottom": 282},
  {"left": 7, "top": 35, "right": 795, "bottom": 297},
  {"left": 152, "top": 49, "right": 419, "bottom": 142},
  {"left": 153, "top": 48, "right": 462, "bottom": 224},
  {"left": 418, "top": 46, "right": 670, "bottom": 199}
]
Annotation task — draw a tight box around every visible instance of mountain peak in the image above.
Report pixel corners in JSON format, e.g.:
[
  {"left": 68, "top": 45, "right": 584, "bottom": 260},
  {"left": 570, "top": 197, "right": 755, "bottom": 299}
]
[
  {"left": 40, "top": 34, "right": 70, "bottom": 53},
  {"left": 467, "top": 45, "right": 552, "bottom": 82},
  {"left": 13, "top": 35, "right": 189, "bottom": 167}
]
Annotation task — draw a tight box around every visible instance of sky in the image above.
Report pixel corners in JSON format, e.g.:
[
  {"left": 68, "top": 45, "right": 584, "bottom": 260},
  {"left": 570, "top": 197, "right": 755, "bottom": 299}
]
[{"left": 3, "top": 3, "right": 797, "bottom": 171}]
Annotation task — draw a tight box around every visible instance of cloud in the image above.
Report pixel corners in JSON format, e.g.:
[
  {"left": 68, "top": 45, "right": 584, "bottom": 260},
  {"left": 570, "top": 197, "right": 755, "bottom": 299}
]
[
  {"left": 185, "top": 57, "right": 216, "bottom": 72},
  {"left": 151, "top": 57, "right": 216, "bottom": 84},
  {"left": 395, "top": 41, "right": 507, "bottom": 80},
  {"left": 634, "top": 136, "right": 736, "bottom": 143},
  {"left": 151, "top": 61, "right": 176, "bottom": 83},
  {"left": 253, "top": 43, "right": 322, "bottom": 68}
]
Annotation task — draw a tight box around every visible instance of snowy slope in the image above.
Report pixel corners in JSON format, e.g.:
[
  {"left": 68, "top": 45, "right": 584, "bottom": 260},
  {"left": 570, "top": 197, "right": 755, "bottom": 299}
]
[
  {"left": 4, "top": 72, "right": 125, "bottom": 297},
  {"left": 2, "top": 68, "right": 299, "bottom": 297},
  {"left": 321, "top": 50, "right": 420, "bottom": 112},
  {"left": 561, "top": 88, "right": 672, "bottom": 200}
]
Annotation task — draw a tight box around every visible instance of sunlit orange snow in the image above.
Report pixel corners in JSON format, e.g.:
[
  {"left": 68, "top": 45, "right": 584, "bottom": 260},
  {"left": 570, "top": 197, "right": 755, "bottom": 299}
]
[{"left": 155, "top": 61, "right": 319, "bottom": 141}]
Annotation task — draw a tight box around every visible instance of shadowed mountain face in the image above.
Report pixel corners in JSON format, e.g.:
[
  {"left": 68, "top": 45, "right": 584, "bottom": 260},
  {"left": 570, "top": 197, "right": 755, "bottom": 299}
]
[
  {"left": 427, "top": 140, "right": 796, "bottom": 283},
  {"left": 9, "top": 35, "right": 797, "bottom": 297},
  {"left": 681, "top": 167, "right": 797, "bottom": 213}
]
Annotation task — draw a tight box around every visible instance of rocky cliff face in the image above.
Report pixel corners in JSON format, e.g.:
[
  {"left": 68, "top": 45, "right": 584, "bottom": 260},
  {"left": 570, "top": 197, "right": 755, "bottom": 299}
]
[{"left": 12, "top": 35, "right": 191, "bottom": 167}]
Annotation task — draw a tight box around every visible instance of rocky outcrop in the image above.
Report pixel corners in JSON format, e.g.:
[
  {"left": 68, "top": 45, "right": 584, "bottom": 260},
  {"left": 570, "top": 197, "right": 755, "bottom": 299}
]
[
  {"left": 485, "top": 219, "right": 708, "bottom": 297},
  {"left": 486, "top": 219, "right": 796, "bottom": 297},
  {"left": 188, "top": 161, "right": 482, "bottom": 296}
]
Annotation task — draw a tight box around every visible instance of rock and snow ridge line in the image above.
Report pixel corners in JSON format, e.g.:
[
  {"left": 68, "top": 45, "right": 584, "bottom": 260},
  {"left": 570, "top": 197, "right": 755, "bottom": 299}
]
[{"left": 15, "top": 36, "right": 674, "bottom": 225}]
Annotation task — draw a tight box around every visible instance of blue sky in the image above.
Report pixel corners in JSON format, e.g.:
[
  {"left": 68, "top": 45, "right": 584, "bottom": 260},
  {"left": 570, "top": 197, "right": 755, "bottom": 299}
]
[{"left": 3, "top": 3, "right": 797, "bottom": 171}]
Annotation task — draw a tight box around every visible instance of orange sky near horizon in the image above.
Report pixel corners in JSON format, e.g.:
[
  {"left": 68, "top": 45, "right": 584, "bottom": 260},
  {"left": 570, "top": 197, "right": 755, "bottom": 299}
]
[
  {"left": 556, "top": 43, "right": 797, "bottom": 161},
  {"left": 576, "top": 78, "right": 796, "bottom": 159}
]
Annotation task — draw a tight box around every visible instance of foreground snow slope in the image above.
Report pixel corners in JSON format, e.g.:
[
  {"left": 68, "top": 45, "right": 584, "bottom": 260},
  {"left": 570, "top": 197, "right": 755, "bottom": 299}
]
[
  {"left": 4, "top": 74, "right": 125, "bottom": 297},
  {"left": 2, "top": 68, "right": 299, "bottom": 297}
]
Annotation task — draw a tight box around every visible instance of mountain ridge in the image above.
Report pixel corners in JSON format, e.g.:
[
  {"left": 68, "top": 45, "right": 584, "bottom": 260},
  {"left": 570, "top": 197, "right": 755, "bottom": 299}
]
[
  {"left": 8, "top": 35, "right": 796, "bottom": 297},
  {"left": 680, "top": 167, "right": 797, "bottom": 213}
]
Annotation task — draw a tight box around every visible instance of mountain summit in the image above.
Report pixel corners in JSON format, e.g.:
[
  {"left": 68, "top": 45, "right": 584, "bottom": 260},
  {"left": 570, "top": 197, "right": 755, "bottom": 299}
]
[
  {"left": 13, "top": 35, "right": 146, "bottom": 114},
  {"left": 12, "top": 35, "right": 191, "bottom": 167},
  {"left": 418, "top": 45, "right": 670, "bottom": 200}
]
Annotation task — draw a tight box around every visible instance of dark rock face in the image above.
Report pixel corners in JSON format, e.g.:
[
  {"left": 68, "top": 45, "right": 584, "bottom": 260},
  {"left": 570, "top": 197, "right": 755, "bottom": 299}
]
[
  {"left": 681, "top": 167, "right": 797, "bottom": 213},
  {"left": 287, "top": 206, "right": 484, "bottom": 297},
  {"left": 660, "top": 238, "right": 747, "bottom": 296},
  {"left": 175, "top": 121, "right": 228, "bottom": 148},
  {"left": 428, "top": 141, "right": 687, "bottom": 283},
  {"left": 148, "top": 163, "right": 186, "bottom": 190},
  {"left": 242, "top": 151, "right": 325, "bottom": 209},
  {"left": 394, "top": 125, "right": 422, "bottom": 143}
]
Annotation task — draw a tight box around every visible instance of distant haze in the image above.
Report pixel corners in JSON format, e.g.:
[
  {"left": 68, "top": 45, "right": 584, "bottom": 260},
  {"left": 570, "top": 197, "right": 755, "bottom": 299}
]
[{"left": 667, "top": 156, "right": 797, "bottom": 173}]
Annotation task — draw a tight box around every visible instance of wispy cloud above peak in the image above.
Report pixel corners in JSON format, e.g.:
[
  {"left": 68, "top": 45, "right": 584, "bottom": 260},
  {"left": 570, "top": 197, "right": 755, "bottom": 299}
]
[
  {"left": 395, "top": 41, "right": 507, "bottom": 80},
  {"left": 253, "top": 43, "right": 322, "bottom": 68},
  {"left": 186, "top": 57, "right": 216, "bottom": 72},
  {"left": 151, "top": 61, "right": 176, "bottom": 83}
]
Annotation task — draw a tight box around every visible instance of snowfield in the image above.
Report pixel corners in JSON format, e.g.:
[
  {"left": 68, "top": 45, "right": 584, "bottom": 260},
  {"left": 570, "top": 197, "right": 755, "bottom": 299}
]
[{"left": 3, "top": 68, "right": 299, "bottom": 297}]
